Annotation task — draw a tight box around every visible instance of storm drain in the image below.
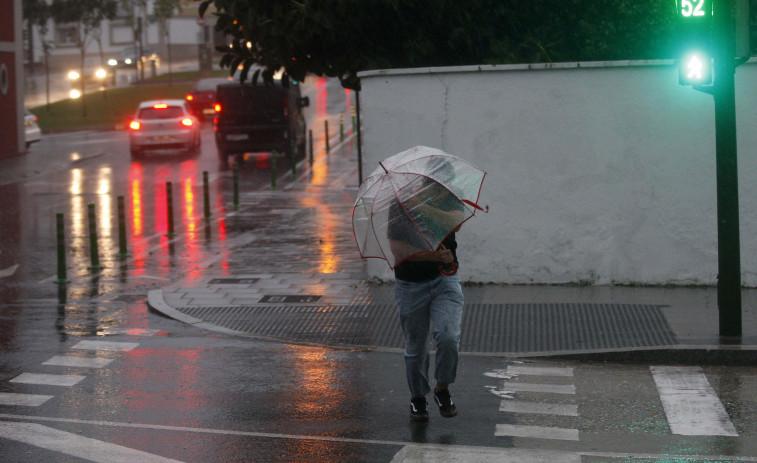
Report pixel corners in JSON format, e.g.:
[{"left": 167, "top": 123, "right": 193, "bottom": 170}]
[{"left": 176, "top": 302, "right": 678, "bottom": 354}]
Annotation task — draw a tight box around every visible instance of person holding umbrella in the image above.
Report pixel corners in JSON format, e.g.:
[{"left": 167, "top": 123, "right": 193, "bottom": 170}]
[
  {"left": 352, "top": 146, "right": 487, "bottom": 422},
  {"left": 387, "top": 162, "right": 465, "bottom": 421}
]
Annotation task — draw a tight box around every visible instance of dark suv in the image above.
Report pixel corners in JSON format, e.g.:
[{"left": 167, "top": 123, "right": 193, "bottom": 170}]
[{"left": 214, "top": 80, "right": 309, "bottom": 164}]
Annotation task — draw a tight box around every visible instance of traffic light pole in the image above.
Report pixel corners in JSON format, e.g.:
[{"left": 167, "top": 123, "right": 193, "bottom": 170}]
[{"left": 712, "top": 0, "right": 742, "bottom": 337}]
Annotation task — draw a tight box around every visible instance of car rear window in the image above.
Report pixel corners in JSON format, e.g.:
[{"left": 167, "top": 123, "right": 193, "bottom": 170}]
[
  {"left": 137, "top": 106, "right": 184, "bottom": 119},
  {"left": 219, "top": 85, "right": 286, "bottom": 114},
  {"left": 195, "top": 79, "right": 230, "bottom": 91}
]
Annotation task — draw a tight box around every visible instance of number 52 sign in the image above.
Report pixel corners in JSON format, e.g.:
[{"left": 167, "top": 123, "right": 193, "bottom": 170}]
[{"left": 677, "top": 0, "right": 712, "bottom": 18}]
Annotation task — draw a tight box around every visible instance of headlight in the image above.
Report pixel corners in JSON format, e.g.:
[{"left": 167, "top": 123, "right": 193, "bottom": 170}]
[
  {"left": 67, "top": 70, "right": 80, "bottom": 80},
  {"left": 107, "top": 59, "right": 117, "bottom": 66},
  {"left": 95, "top": 68, "right": 107, "bottom": 79}
]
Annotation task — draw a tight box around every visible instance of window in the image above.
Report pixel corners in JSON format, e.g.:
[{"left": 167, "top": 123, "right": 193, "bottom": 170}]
[{"left": 55, "top": 24, "right": 80, "bottom": 47}]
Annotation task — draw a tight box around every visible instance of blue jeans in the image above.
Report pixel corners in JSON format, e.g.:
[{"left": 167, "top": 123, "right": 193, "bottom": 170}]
[{"left": 395, "top": 274, "right": 464, "bottom": 398}]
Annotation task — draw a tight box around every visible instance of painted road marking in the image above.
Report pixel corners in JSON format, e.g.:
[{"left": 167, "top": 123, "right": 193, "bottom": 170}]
[
  {"left": 500, "top": 382, "right": 576, "bottom": 395},
  {"left": 71, "top": 340, "right": 139, "bottom": 352},
  {"left": 0, "top": 393, "right": 53, "bottom": 406},
  {"left": 0, "top": 264, "right": 18, "bottom": 278},
  {"left": 500, "top": 400, "right": 578, "bottom": 417},
  {"left": 507, "top": 366, "right": 574, "bottom": 377},
  {"left": 495, "top": 423, "right": 580, "bottom": 441},
  {"left": 2, "top": 413, "right": 755, "bottom": 462},
  {"left": 10, "top": 373, "right": 85, "bottom": 387},
  {"left": 0, "top": 421, "right": 185, "bottom": 463},
  {"left": 651, "top": 366, "right": 738, "bottom": 436},
  {"left": 390, "top": 444, "right": 580, "bottom": 463},
  {"left": 42, "top": 356, "right": 113, "bottom": 368}
]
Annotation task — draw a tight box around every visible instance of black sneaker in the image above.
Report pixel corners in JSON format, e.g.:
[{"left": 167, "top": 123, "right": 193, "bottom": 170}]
[
  {"left": 434, "top": 389, "right": 457, "bottom": 417},
  {"left": 410, "top": 396, "right": 429, "bottom": 422}
]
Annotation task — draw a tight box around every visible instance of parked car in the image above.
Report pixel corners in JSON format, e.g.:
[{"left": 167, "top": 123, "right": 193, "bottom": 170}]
[
  {"left": 213, "top": 80, "right": 309, "bottom": 163},
  {"left": 186, "top": 77, "right": 232, "bottom": 118},
  {"left": 108, "top": 45, "right": 160, "bottom": 70},
  {"left": 128, "top": 100, "right": 200, "bottom": 159},
  {"left": 24, "top": 109, "right": 41, "bottom": 149}
]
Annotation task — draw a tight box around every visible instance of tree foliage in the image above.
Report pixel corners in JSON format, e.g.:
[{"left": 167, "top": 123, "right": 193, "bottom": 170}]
[
  {"left": 22, "top": 0, "right": 51, "bottom": 27},
  {"left": 201, "top": 0, "right": 679, "bottom": 90}
]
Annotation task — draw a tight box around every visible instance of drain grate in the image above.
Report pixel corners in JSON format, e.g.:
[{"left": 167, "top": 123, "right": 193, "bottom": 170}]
[
  {"left": 177, "top": 302, "right": 677, "bottom": 353},
  {"left": 208, "top": 278, "right": 261, "bottom": 285}
]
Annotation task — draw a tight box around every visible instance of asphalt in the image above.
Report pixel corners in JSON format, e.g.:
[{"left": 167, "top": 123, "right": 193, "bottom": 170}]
[{"left": 146, "top": 139, "right": 757, "bottom": 364}]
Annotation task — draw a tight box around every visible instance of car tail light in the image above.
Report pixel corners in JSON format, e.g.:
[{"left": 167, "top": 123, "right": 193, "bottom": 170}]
[
  {"left": 186, "top": 94, "right": 194, "bottom": 101},
  {"left": 153, "top": 103, "right": 168, "bottom": 109},
  {"left": 129, "top": 120, "right": 141, "bottom": 130},
  {"left": 214, "top": 103, "right": 221, "bottom": 113},
  {"left": 180, "top": 118, "right": 193, "bottom": 127}
]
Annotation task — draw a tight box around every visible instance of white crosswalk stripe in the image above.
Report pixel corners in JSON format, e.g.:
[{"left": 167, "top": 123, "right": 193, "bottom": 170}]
[
  {"left": 499, "top": 400, "right": 578, "bottom": 417},
  {"left": 651, "top": 365, "right": 738, "bottom": 437},
  {"left": 390, "top": 444, "right": 580, "bottom": 462},
  {"left": 0, "top": 421, "right": 186, "bottom": 463},
  {"left": 507, "top": 366, "right": 574, "bottom": 377},
  {"left": 0, "top": 393, "right": 54, "bottom": 406},
  {"left": 495, "top": 423, "right": 580, "bottom": 441},
  {"left": 71, "top": 340, "right": 140, "bottom": 351},
  {"left": 10, "top": 373, "right": 86, "bottom": 387},
  {"left": 42, "top": 356, "right": 114, "bottom": 368},
  {"left": 500, "top": 382, "right": 576, "bottom": 395}
]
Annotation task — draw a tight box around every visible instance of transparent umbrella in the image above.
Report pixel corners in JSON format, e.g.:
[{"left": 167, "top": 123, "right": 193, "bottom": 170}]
[{"left": 352, "top": 146, "right": 487, "bottom": 274}]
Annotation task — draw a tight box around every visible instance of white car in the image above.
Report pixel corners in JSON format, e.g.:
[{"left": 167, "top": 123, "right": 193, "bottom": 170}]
[
  {"left": 128, "top": 100, "right": 201, "bottom": 158},
  {"left": 24, "top": 109, "right": 41, "bottom": 149}
]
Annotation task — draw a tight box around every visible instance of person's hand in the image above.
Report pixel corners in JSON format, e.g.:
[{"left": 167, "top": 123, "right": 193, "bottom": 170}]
[
  {"left": 404, "top": 195, "right": 422, "bottom": 210},
  {"left": 434, "top": 247, "right": 454, "bottom": 264}
]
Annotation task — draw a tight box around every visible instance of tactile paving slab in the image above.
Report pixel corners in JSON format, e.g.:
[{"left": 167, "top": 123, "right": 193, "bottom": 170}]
[{"left": 176, "top": 302, "right": 678, "bottom": 354}]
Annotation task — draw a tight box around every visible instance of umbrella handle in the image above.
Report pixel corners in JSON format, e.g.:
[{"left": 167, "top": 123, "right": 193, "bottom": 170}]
[{"left": 439, "top": 261, "right": 457, "bottom": 276}]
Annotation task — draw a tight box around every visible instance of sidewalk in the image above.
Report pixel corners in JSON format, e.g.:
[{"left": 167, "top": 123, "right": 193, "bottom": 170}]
[{"left": 147, "top": 139, "right": 757, "bottom": 363}]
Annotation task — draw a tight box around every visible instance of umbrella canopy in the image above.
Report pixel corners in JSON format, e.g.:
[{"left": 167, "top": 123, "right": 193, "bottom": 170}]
[{"left": 352, "top": 146, "right": 487, "bottom": 270}]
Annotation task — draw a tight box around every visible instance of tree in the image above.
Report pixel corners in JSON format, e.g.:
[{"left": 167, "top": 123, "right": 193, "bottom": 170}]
[
  {"left": 22, "top": 0, "right": 51, "bottom": 73},
  {"left": 50, "top": 0, "right": 117, "bottom": 115},
  {"left": 200, "top": 0, "right": 681, "bottom": 90},
  {"left": 153, "top": 0, "right": 181, "bottom": 83}
]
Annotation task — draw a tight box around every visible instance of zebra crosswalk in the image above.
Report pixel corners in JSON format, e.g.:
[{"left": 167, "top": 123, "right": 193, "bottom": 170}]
[
  {"left": 490, "top": 364, "right": 580, "bottom": 441},
  {"left": 488, "top": 360, "right": 741, "bottom": 444},
  {"left": 1, "top": 339, "right": 142, "bottom": 407}
]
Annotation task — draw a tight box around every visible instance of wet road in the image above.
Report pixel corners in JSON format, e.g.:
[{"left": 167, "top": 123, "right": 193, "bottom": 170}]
[{"left": 2, "top": 78, "right": 757, "bottom": 461}]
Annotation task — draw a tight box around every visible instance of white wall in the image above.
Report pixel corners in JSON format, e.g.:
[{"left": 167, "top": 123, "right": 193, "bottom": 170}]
[{"left": 358, "top": 61, "right": 757, "bottom": 286}]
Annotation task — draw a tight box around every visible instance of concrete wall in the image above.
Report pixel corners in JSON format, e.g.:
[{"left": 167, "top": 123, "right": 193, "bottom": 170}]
[{"left": 358, "top": 61, "right": 757, "bottom": 286}]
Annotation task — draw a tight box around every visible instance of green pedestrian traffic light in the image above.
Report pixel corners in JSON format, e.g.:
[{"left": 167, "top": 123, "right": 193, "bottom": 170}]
[
  {"left": 679, "top": 50, "right": 712, "bottom": 85},
  {"left": 675, "top": 0, "right": 713, "bottom": 86}
]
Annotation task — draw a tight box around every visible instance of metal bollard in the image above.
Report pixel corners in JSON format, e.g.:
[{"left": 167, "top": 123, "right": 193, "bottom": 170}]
[
  {"left": 233, "top": 162, "right": 239, "bottom": 210},
  {"left": 308, "top": 129, "right": 314, "bottom": 167},
  {"left": 271, "top": 151, "right": 277, "bottom": 190},
  {"left": 324, "top": 120, "right": 330, "bottom": 153},
  {"left": 54, "top": 213, "right": 69, "bottom": 283},
  {"left": 339, "top": 112, "right": 344, "bottom": 142},
  {"left": 117, "top": 196, "right": 128, "bottom": 259},
  {"left": 87, "top": 203, "right": 102, "bottom": 270},
  {"left": 166, "top": 182, "right": 175, "bottom": 237},
  {"left": 203, "top": 171, "right": 211, "bottom": 221}
]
